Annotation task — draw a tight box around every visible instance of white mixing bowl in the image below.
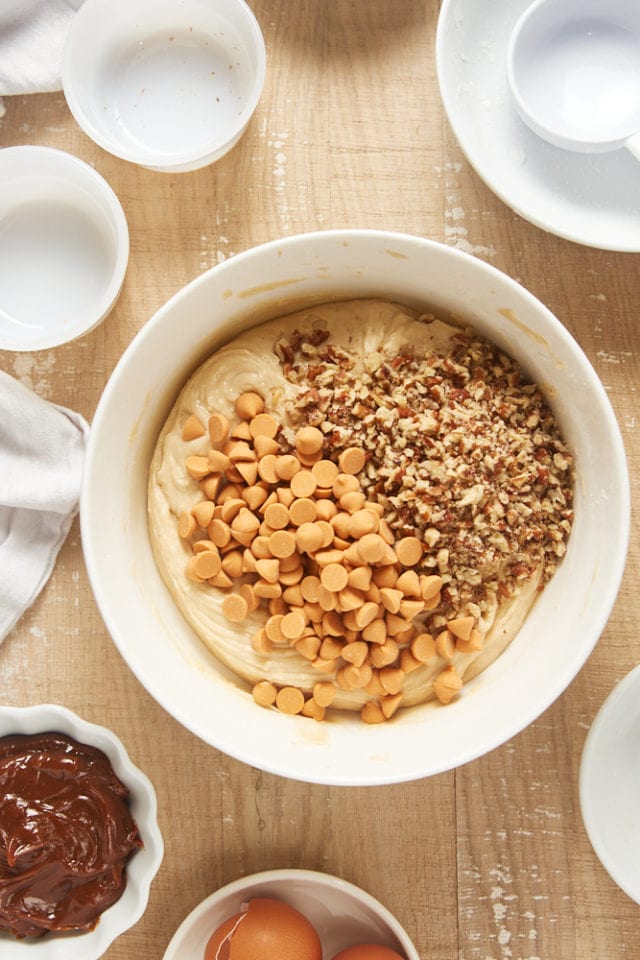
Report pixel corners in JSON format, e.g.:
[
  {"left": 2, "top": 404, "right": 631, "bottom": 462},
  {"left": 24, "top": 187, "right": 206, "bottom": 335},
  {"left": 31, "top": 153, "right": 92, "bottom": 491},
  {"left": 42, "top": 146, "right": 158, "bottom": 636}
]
[{"left": 81, "top": 230, "right": 629, "bottom": 785}]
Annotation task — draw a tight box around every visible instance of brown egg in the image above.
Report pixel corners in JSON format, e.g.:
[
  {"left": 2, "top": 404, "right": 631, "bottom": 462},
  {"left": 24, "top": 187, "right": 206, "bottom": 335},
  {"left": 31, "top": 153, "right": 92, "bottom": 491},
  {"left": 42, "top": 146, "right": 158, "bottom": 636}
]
[
  {"left": 204, "top": 897, "right": 322, "bottom": 960},
  {"left": 331, "top": 946, "right": 406, "bottom": 960}
]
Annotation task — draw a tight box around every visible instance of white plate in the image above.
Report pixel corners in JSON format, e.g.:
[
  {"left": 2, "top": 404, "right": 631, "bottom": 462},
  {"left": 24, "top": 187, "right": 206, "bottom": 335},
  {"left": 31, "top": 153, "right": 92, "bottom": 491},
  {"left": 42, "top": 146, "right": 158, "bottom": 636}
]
[
  {"left": 580, "top": 664, "right": 640, "bottom": 903},
  {"left": 436, "top": 0, "right": 640, "bottom": 251}
]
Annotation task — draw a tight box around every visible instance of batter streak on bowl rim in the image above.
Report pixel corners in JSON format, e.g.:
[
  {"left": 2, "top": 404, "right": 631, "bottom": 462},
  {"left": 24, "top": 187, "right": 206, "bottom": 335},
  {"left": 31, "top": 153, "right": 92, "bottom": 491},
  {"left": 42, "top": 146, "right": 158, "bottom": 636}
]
[{"left": 147, "top": 299, "right": 574, "bottom": 724}]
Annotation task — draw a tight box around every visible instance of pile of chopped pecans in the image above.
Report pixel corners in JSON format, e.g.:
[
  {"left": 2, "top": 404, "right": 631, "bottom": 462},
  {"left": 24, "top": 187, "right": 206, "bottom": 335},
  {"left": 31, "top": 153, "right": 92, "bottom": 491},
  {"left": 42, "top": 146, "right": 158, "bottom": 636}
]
[
  {"left": 176, "top": 391, "right": 482, "bottom": 723},
  {"left": 276, "top": 319, "right": 574, "bottom": 629}
]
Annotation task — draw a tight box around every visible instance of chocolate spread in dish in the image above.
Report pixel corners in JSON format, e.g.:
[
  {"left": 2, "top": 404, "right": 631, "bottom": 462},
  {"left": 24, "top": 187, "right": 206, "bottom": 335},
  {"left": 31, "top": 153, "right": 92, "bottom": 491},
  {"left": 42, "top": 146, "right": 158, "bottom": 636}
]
[{"left": 0, "top": 732, "right": 142, "bottom": 939}]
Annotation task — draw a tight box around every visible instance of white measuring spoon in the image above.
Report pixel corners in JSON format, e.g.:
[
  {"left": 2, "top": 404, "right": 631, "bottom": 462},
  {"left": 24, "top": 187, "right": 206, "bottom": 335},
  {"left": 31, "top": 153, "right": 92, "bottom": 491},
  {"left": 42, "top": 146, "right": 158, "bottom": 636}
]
[{"left": 507, "top": 0, "right": 640, "bottom": 160}]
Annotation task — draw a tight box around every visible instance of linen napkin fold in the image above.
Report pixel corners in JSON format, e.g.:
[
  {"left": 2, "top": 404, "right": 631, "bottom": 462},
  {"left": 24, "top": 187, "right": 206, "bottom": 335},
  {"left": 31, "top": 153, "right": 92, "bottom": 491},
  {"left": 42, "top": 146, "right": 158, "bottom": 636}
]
[
  {"left": 0, "top": 0, "right": 85, "bottom": 116},
  {"left": 0, "top": 371, "right": 89, "bottom": 642}
]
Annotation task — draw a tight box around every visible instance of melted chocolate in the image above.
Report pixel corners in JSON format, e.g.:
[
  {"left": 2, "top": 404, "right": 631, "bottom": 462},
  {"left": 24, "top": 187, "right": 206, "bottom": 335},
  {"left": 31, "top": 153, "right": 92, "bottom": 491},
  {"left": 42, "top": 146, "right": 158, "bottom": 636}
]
[{"left": 0, "top": 732, "right": 143, "bottom": 938}]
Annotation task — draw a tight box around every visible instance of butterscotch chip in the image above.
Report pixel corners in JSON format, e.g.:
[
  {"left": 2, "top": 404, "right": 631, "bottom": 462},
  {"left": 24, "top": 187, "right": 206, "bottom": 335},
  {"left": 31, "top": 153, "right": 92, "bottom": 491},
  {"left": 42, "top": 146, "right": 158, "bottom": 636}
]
[
  {"left": 275, "top": 454, "right": 300, "bottom": 480},
  {"left": 221, "top": 550, "right": 243, "bottom": 579},
  {"left": 254, "top": 579, "right": 282, "bottom": 599},
  {"left": 341, "top": 640, "right": 368, "bottom": 667},
  {"left": 221, "top": 593, "right": 248, "bottom": 623},
  {"left": 379, "top": 666, "right": 405, "bottom": 695},
  {"left": 380, "top": 587, "right": 403, "bottom": 614},
  {"left": 347, "top": 509, "right": 379, "bottom": 539},
  {"left": 185, "top": 455, "right": 211, "bottom": 480},
  {"left": 220, "top": 498, "right": 245, "bottom": 523},
  {"left": 381, "top": 692, "right": 403, "bottom": 719},
  {"left": 301, "top": 698, "right": 326, "bottom": 721},
  {"left": 281, "top": 610, "right": 307, "bottom": 640},
  {"left": 230, "top": 420, "right": 252, "bottom": 441},
  {"left": 208, "top": 413, "right": 230, "bottom": 444},
  {"left": 227, "top": 440, "right": 256, "bottom": 463},
  {"left": 193, "top": 539, "right": 217, "bottom": 554},
  {"left": 347, "top": 566, "right": 372, "bottom": 592},
  {"left": 236, "top": 392, "right": 264, "bottom": 420},
  {"left": 265, "top": 614, "right": 286, "bottom": 643},
  {"left": 396, "top": 570, "right": 421, "bottom": 597},
  {"left": 394, "top": 536, "right": 423, "bottom": 566},
  {"left": 242, "top": 485, "right": 269, "bottom": 511},
  {"left": 275, "top": 686, "right": 305, "bottom": 715},
  {"left": 435, "top": 629, "right": 456, "bottom": 660},
  {"left": 277, "top": 486, "right": 295, "bottom": 508},
  {"left": 252, "top": 628, "right": 273, "bottom": 653},
  {"left": 257, "top": 453, "right": 279, "bottom": 484},
  {"left": 320, "top": 562, "right": 349, "bottom": 593},
  {"left": 295, "top": 636, "right": 320, "bottom": 661},
  {"left": 236, "top": 461, "right": 259, "bottom": 486},
  {"left": 231, "top": 508, "right": 260, "bottom": 538},
  {"left": 313, "top": 681, "right": 337, "bottom": 708},
  {"left": 290, "top": 469, "right": 317, "bottom": 499},
  {"left": 239, "top": 583, "right": 260, "bottom": 612},
  {"left": 178, "top": 511, "right": 197, "bottom": 539},
  {"left": 400, "top": 648, "right": 422, "bottom": 674},
  {"left": 282, "top": 583, "right": 304, "bottom": 607},
  {"left": 301, "top": 575, "right": 322, "bottom": 603},
  {"left": 255, "top": 558, "right": 280, "bottom": 583},
  {"left": 191, "top": 500, "right": 215, "bottom": 529},
  {"left": 208, "top": 518, "right": 232, "bottom": 548},
  {"left": 249, "top": 412, "right": 278, "bottom": 439},
  {"left": 456, "top": 628, "right": 484, "bottom": 654},
  {"left": 315, "top": 499, "right": 338, "bottom": 521},
  {"left": 253, "top": 434, "right": 280, "bottom": 457},
  {"left": 411, "top": 633, "right": 436, "bottom": 662},
  {"left": 295, "top": 522, "right": 324, "bottom": 554},
  {"left": 339, "top": 490, "right": 366, "bottom": 514},
  {"left": 289, "top": 497, "right": 318, "bottom": 526},
  {"left": 361, "top": 700, "right": 386, "bottom": 724},
  {"left": 338, "top": 446, "right": 366, "bottom": 475},
  {"left": 318, "top": 636, "right": 343, "bottom": 661},
  {"left": 252, "top": 680, "right": 277, "bottom": 707},
  {"left": 264, "top": 501, "right": 290, "bottom": 530},
  {"left": 369, "top": 639, "right": 399, "bottom": 668},
  {"left": 192, "top": 551, "right": 222, "bottom": 580},
  {"left": 251, "top": 535, "right": 273, "bottom": 559},
  {"left": 357, "top": 533, "right": 386, "bottom": 564},
  {"left": 311, "top": 459, "right": 339, "bottom": 488},
  {"left": 182, "top": 414, "right": 206, "bottom": 441},
  {"left": 295, "top": 425, "right": 324, "bottom": 455},
  {"left": 200, "top": 475, "right": 222, "bottom": 500},
  {"left": 209, "top": 570, "right": 233, "bottom": 589},
  {"left": 332, "top": 473, "right": 360, "bottom": 498},
  {"left": 433, "top": 665, "right": 463, "bottom": 704},
  {"left": 268, "top": 529, "right": 297, "bottom": 559},
  {"left": 362, "top": 618, "right": 387, "bottom": 645},
  {"left": 447, "top": 616, "right": 475, "bottom": 642}
]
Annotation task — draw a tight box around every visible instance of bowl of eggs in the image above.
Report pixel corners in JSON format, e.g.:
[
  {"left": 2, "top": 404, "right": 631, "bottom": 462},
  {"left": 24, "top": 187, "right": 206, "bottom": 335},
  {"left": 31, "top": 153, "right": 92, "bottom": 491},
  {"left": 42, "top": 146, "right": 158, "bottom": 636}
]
[
  {"left": 162, "top": 868, "right": 419, "bottom": 960},
  {"left": 81, "top": 228, "right": 629, "bottom": 785}
]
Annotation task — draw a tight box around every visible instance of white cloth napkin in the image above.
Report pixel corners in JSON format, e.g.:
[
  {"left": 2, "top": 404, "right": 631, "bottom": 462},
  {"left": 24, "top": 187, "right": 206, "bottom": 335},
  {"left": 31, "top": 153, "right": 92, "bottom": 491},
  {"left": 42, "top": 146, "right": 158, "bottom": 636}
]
[
  {"left": 0, "top": 371, "right": 89, "bottom": 642},
  {"left": 0, "top": 0, "right": 85, "bottom": 116}
]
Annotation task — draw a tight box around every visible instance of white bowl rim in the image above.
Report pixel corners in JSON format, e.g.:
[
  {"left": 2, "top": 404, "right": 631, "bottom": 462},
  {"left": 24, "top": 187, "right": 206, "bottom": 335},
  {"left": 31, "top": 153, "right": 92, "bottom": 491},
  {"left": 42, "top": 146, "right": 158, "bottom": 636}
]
[
  {"left": 162, "top": 867, "right": 420, "bottom": 960},
  {"left": 81, "top": 227, "right": 631, "bottom": 785},
  {"left": 0, "top": 702, "right": 164, "bottom": 958},
  {"left": 0, "top": 145, "right": 129, "bottom": 351},
  {"left": 61, "top": 0, "right": 267, "bottom": 170}
]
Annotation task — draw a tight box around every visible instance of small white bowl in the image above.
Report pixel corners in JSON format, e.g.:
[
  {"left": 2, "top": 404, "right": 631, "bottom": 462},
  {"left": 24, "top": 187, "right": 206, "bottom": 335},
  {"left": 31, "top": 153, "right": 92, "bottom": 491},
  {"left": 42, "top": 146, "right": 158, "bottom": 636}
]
[
  {"left": 0, "top": 146, "right": 129, "bottom": 352},
  {"left": 62, "top": 0, "right": 267, "bottom": 173},
  {"left": 580, "top": 663, "right": 640, "bottom": 904},
  {"left": 162, "top": 868, "right": 419, "bottom": 960},
  {"left": 0, "top": 703, "right": 164, "bottom": 959}
]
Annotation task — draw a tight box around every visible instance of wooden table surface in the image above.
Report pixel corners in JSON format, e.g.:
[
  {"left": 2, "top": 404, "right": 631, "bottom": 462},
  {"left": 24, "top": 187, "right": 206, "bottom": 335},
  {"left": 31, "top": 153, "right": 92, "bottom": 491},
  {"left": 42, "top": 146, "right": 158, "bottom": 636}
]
[{"left": 2, "top": 2, "right": 640, "bottom": 958}]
